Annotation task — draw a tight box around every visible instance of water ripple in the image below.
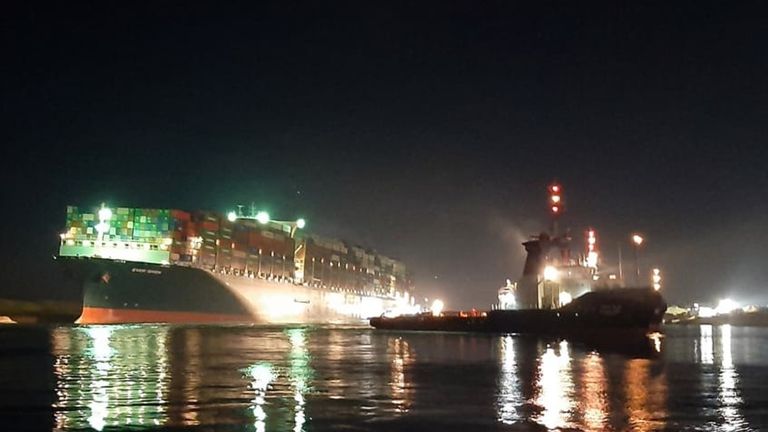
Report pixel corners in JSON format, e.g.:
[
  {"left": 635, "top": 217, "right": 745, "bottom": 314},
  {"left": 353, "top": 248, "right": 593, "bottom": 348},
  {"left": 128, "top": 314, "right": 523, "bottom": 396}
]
[{"left": 0, "top": 324, "right": 766, "bottom": 430}]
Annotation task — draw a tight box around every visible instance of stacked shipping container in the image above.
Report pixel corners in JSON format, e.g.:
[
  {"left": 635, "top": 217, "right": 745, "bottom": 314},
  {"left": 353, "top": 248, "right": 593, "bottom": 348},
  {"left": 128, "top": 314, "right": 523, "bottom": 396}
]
[
  {"left": 62, "top": 205, "right": 413, "bottom": 298},
  {"left": 295, "top": 234, "right": 412, "bottom": 298}
]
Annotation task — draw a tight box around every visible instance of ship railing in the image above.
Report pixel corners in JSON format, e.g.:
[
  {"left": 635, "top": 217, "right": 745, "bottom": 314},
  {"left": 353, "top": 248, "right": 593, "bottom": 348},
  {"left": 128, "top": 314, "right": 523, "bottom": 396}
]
[{"left": 210, "top": 267, "right": 297, "bottom": 285}]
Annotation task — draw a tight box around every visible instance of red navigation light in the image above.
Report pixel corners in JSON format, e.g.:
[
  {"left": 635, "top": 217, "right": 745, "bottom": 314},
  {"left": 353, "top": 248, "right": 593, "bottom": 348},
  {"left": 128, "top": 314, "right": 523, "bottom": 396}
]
[{"left": 548, "top": 183, "right": 563, "bottom": 216}]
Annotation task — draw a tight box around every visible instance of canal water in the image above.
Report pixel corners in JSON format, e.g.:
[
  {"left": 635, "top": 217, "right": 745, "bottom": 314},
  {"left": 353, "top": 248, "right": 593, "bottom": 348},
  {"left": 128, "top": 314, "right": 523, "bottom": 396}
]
[{"left": 0, "top": 324, "right": 766, "bottom": 431}]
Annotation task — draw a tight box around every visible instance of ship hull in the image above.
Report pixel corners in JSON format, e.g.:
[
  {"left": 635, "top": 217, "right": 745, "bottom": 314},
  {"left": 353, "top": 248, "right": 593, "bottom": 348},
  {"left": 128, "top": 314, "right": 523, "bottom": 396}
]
[
  {"left": 370, "top": 288, "right": 667, "bottom": 335},
  {"left": 60, "top": 257, "right": 398, "bottom": 324}
]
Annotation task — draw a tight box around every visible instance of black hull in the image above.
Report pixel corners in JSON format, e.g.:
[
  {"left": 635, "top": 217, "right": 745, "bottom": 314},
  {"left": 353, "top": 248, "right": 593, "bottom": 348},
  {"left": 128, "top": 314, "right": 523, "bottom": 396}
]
[{"left": 59, "top": 256, "right": 253, "bottom": 323}]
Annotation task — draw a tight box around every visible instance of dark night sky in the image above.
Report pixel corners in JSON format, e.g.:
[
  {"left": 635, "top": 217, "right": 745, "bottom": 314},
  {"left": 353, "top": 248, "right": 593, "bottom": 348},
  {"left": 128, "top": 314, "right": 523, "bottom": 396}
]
[{"left": 2, "top": 1, "right": 767, "bottom": 308}]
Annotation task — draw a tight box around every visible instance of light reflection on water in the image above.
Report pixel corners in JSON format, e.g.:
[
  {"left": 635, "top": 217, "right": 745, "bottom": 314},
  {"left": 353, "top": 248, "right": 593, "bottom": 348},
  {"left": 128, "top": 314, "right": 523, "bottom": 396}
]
[
  {"left": 388, "top": 336, "right": 412, "bottom": 414},
  {"left": 245, "top": 362, "right": 273, "bottom": 432},
  {"left": 534, "top": 340, "right": 575, "bottom": 429},
  {"left": 51, "top": 325, "right": 170, "bottom": 430},
  {"left": 496, "top": 335, "right": 521, "bottom": 424},
  {"left": 700, "top": 324, "right": 715, "bottom": 364},
  {"left": 718, "top": 325, "right": 746, "bottom": 432},
  {"left": 580, "top": 351, "right": 607, "bottom": 430},
  {"left": 1, "top": 325, "right": 766, "bottom": 430}
]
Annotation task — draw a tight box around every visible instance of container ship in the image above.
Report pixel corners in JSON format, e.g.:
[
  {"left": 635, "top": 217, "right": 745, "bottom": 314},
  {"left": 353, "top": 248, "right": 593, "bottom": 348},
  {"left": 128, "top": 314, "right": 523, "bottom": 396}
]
[
  {"left": 371, "top": 182, "right": 667, "bottom": 336},
  {"left": 58, "top": 205, "right": 415, "bottom": 324}
]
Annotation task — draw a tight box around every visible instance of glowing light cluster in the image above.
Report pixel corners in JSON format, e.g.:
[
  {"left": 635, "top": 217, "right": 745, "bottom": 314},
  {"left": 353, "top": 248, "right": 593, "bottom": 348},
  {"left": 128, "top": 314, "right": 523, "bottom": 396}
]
[
  {"left": 543, "top": 265, "right": 559, "bottom": 282},
  {"left": 498, "top": 286, "right": 516, "bottom": 310},
  {"left": 585, "top": 229, "right": 599, "bottom": 269},
  {"left": 715, "top": 298, "right": 739, "bottom": 315},
  {"left": 586, "top": 252, "right": 598, "bottom": 269},
  {"left": 652, "top": 268, "right": 661, "bottom": 291},
  {"left": 698, "top": 306, "right": 716, "bottom": 318},
  {"left": 258, "top": 294, "right": 309, "bottom": 321},
  {"left": 98, "top": 207, "right": 112, "bottom": 221},
  {"left": 325, "top": 292, "right": 391, "bottom": 318},
  {"left": 548, "top": 183, "right": 563, "bottom": 215},
  {"left": 227, "top": 209, "right": 306, "bottom": 229},
  {"left": 96, "top": 205, "right": 112, "bottom": 236},
  {"left": 430, "top": 299, "right": 444, "bottom": 316}
]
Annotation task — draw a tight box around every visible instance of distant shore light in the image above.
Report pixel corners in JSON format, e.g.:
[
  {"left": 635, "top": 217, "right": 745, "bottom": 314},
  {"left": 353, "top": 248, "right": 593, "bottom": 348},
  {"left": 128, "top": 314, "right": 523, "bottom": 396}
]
[{"left": 431, "top": 299, "right": 444, "bottom": 317}]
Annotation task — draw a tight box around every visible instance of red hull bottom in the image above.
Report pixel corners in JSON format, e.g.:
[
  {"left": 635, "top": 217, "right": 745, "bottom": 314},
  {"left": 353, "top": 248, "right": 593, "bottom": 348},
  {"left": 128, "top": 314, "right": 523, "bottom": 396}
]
[{"left": 77, "top": 306, "right": 254, "bottom": 324}]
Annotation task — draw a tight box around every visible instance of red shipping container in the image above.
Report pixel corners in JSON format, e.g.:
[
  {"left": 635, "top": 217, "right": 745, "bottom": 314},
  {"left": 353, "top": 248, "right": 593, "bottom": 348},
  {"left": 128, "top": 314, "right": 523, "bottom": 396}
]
[
  {"left": 185, "top": 225, "right": 199, "bottom": 238},
  {"left": 170, "top": 209, "right": 191, "bottom": 222},
  {"left": 201, "top": 221, "right": 219, "bottom": 232}
]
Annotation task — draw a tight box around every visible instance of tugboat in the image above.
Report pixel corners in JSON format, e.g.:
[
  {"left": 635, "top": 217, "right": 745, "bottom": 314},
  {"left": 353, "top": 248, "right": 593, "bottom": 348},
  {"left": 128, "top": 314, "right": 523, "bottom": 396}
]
[{"left": 370, "top": 182, "right": 667, "bottom": 337}]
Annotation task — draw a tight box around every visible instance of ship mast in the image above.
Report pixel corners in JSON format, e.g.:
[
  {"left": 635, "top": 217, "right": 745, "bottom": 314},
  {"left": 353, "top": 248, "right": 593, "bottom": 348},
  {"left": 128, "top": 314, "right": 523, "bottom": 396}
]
[{"left": 517, "top": 181, "right": 571, "bottom": 309}]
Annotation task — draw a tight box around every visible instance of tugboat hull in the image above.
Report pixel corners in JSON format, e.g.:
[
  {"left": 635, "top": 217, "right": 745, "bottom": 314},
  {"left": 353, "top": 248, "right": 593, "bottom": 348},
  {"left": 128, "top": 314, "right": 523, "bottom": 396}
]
[{"left": 370, "top": 287, "right": 666, "bottom": 336}]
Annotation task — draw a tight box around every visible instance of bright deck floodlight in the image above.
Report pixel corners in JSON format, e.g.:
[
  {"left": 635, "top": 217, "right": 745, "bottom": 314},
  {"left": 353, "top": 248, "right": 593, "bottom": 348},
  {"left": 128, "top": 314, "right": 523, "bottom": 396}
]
[
  {"left": 296, "top": 218, "right": 306, "bottom": 229},
  {"left": 543, "top": 265, "right": 559, "bottom": 282},
  {"left": 227, "top": 211, "right": 237, "bottom": 222},
  {"left": 98, "top": 207, "right": 112, "bottom": 221},
  {"left": 256, "top": 211, "right": 270, "bottom": 224}
]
